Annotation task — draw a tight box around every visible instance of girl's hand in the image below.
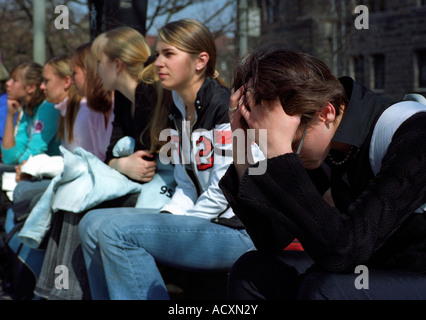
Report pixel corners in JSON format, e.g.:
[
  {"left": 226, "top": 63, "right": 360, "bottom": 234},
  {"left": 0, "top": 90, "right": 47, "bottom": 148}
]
[
  {"left": 7, "top": 99, "right": 20, "bottom": 116},
  {"left": 110, "top": 150, "right": 157, "bottom": 182},
  {"left": 15, "top": 160, "right": 32, "bottom": 182}
]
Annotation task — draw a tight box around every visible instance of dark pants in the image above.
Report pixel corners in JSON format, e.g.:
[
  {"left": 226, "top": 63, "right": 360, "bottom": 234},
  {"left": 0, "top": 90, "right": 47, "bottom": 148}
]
[
  {"left": 0, "top": 163, "right": 16, "bottom": 232},
  {"left": 228, "top": 250, "right": 426, "bottom": 300}
]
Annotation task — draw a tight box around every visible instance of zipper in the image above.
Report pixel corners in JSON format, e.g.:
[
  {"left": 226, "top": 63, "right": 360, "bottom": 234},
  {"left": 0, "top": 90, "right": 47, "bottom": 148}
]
[
  {"left": 173, "top": 116, "right": 203, "bottom": 197},
  {"left": 188, "top": 113, "right": 204, "bottom": 196}
]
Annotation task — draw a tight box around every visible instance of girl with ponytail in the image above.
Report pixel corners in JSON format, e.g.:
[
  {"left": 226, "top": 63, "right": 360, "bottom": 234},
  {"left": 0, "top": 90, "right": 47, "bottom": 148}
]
[
  {"left": 79, "top": 20, "right": 253, "bottom": 300},
  {"left": 91, "top": 26, "right": 167, "bottom": 182}
]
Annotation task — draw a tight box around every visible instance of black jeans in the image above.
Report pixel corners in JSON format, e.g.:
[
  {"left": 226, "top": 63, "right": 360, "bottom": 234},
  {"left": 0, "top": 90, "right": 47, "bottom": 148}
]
[
  {"left": 0, "top": 162, "right": 16, "bottom": 225},
  {"left": 228, "top": 250, "right": 426, "bottom": 300}
]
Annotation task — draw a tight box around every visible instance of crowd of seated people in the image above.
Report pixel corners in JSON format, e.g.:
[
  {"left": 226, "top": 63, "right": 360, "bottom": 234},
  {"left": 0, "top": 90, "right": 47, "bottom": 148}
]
[{"left": 0, "top": 18, "right": 424, "bottom": 301}]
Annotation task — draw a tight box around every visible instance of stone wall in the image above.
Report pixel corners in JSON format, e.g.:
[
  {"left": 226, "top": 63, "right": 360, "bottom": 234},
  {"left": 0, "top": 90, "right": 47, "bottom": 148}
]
[{"left": 252, "top": 0, "right": 426, "bottom": 99}]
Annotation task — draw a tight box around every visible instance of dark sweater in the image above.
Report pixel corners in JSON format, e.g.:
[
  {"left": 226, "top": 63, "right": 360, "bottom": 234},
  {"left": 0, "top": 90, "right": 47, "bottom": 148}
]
[
  {"left": 104, "top": 82, "right": 157, "bottom": 165},
  {"left": 219, "top": 78, "right": 426, "bottom": 273}
]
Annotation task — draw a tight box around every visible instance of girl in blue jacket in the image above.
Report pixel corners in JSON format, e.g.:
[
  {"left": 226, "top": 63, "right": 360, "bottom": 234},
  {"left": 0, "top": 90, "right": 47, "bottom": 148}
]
[{"left": 2, "top": 61, "right": 60, "bottom": 165}]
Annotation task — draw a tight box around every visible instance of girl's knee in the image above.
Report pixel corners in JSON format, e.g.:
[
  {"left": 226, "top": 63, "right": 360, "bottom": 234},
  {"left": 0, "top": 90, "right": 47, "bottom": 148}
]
[{"left": 78, "top": 209, "right": 111, "bottom": 244}]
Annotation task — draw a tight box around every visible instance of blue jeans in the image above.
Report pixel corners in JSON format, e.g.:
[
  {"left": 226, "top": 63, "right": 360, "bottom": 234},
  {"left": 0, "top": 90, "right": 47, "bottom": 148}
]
[
  {"left": 13, "top": 179, "right": 51, "bottom": 203},
  {"left": 78, "top": 208, "right": 254, "bottom": 300}
]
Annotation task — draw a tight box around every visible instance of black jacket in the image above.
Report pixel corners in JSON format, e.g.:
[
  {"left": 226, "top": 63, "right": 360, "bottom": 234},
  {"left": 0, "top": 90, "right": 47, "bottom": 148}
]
[
  {"left": 161, "top": 77, "right": 236, "bottom": 221},
  {"left": 167, "top": 77, "right": 230, "bottom": 135},
  {"left": 104, "top": 82, "right": 157, "bottom": 165},
  {"left": 219, "top": 77, "right": 426, "bottom": 273}
]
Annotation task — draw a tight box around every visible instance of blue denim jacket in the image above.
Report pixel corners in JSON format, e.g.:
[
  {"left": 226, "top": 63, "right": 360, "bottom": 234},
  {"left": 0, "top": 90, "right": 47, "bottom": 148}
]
[{"left": 18, "top": 139, "right": 175, "bottom": 248}]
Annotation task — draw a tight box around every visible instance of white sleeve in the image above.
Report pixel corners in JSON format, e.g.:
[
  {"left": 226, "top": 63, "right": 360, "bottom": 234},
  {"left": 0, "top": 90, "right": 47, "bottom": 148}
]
[{"left": 185, "top": 123, "right": 233, "bottom": 219}]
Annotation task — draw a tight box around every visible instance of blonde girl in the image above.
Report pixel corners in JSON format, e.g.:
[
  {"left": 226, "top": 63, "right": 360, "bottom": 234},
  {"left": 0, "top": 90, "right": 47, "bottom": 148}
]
[{"left": 91, "top": 26, "right": 164, "bottom": 182}]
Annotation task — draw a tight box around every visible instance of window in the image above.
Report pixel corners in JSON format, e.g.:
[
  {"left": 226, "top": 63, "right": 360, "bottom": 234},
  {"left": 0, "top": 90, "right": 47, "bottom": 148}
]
[
  {"left": 266, "top": 0, "right": 280, "bottom": 24},
  {"left": 372, "top": 54, "right": 385, "bottom": 90},
  {"left": 417, "top": 50, "right": 426, "bottom": 88}
]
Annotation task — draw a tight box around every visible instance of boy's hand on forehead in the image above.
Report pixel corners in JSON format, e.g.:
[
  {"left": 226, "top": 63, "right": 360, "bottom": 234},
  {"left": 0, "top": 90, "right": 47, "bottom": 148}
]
[{"left": 241, "top": 90, "right": 301, "bottom": 159}]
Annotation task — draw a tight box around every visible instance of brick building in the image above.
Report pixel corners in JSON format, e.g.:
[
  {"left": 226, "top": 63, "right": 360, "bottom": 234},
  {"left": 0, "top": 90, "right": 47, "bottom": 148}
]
[{"left": 246, "top": 0, "right": 426, "bottom": 100}]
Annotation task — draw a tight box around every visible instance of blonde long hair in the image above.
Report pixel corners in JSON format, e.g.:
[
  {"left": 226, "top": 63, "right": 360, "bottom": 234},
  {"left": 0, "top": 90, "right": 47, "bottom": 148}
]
[
  {"left": 156, "top": 19, "right": 226, "bottom": 86},
  {"left": 72, "top": 42, "right": 113, "bottom": 115},
  {"left": 92, "top": 27, "right": 165, "bottom": 152},
  {"left": 146, "top": 19, "right": 226, "bottom": 152},
  {"left": 91, "top": 26, "right": 158, "bottom": 83},
  {"left": 45, "top": 55, "right": 82, "bottom": 144}
]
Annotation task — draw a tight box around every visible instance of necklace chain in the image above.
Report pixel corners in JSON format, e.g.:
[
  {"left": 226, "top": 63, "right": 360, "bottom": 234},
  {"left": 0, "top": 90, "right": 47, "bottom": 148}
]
[{"left": 328, "top": 146, "right": 354, "bottom": 166}]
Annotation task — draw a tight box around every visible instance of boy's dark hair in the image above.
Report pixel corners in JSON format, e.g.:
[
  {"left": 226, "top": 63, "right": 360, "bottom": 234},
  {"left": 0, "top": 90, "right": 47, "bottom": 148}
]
[{"left": 232, "top": 49, "right": 348, "bottom": 124}]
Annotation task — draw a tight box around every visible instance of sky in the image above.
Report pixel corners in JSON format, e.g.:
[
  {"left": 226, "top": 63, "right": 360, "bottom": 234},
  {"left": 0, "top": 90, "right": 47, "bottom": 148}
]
[
  {"left": 146, "top": 0, "right": 235, "bottom": 35},
  {"left": 68, "top": 0, "right": 235, "bottom": 36}
]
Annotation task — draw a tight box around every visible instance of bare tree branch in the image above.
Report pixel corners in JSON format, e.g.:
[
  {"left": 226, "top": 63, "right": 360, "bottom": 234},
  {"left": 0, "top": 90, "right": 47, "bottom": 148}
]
[
  {"left": 16, "top": 0, "right": 33, "bottom": 24},
  {"left": 0, "top": 0, "right": 236, "bottom": 80},
  {"left": 203, "top": 0, "right": 233, "bottom": 26}
]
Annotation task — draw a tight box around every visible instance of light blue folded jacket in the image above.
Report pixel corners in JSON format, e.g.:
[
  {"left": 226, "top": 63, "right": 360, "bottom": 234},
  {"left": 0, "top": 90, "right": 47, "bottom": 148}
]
[{"left": 18, "top": 137, "right": 176, "bottom": 248}]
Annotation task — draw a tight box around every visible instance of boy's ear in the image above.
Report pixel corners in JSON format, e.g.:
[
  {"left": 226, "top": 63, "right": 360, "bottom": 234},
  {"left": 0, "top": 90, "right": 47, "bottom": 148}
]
[{"left": 319, "top": 102, "right": 336, "bottom": 124}]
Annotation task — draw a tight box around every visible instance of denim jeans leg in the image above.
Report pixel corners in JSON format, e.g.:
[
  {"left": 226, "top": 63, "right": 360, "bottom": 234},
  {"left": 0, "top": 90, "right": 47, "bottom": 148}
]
[
  {"left": 78, "top": 208, "right": 113, "bottom": 300},
  {"left": 95, "top": 212, "right": 254, "bottom": 300},
  {"left": 13, "top": 179, "right": 51, "bottom": 203},
  {"left": 78, "top": 207, "right": 162, "bottom": 300}
]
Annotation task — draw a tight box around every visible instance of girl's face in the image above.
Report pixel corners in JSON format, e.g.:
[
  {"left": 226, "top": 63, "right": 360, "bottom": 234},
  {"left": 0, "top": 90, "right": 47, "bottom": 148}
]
[
  {"left": 6, "top": 71, "right": 28, "bottom": 102},
  {"left": 40, "top": 64, "right": 69, "bottom": 104},
  {"left": 71, "top": 64, "right": 86, "bottom": 97},
  {"left": 97, "top": 53, "right": 117, "bottom": 91},
  {"left": 154, "top": 40, "right": 197, "bottom": 91}
]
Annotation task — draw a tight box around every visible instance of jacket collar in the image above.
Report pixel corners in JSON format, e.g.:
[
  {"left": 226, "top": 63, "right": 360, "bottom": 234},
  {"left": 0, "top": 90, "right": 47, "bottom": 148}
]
[
  {"left": 332, "top": 76, "right": 395, "bottom": 148},
  {"left": 170, "top": 77, "right": 216, "bottom": 121}
]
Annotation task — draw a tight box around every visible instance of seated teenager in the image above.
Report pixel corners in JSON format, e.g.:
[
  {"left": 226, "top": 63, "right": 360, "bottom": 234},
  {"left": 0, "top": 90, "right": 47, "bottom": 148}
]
[
  {"left": 0, "top": 61, "right": 60, "bottom": 207},
  {"left": 220, "top": 49, "right": 426, "bottom": 300},
  {"left": 78, "top": 19, "right": 255, "bottom": 300},
  {"left": 13, "top": 52, "right": 114, "bottom": 203},
  {"left": 2, "top": 62, "right": 60, "bottom": 166},
  {"left": 30, "top": 47, "right": 114, "bottom": 300},
  {"left": 32, "top": 27, "right": 170, "bottom": 300}
]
